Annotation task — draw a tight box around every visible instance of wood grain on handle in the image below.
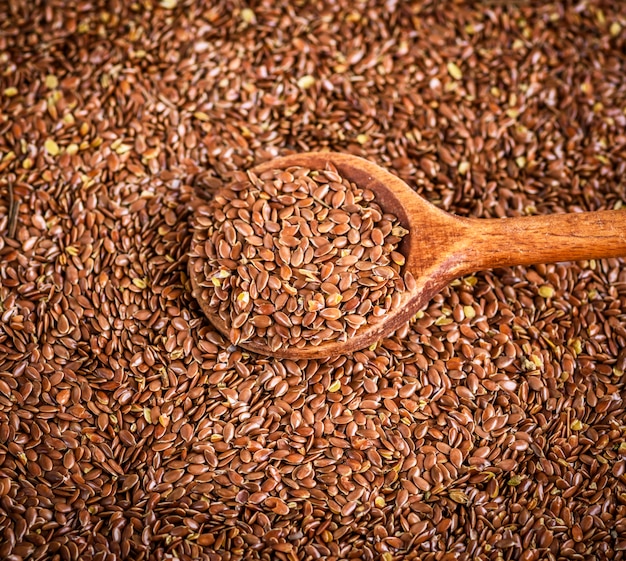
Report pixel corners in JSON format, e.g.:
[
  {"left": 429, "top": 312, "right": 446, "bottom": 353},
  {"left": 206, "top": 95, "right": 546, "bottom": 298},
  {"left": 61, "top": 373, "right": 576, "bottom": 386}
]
[{"left": 460, "top": 209, "right": 626, "bottom": 271}]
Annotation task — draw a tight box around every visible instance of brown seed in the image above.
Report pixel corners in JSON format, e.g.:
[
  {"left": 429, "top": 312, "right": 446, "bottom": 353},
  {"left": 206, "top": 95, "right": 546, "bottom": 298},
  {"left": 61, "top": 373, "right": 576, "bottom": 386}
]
[
  {"left": 1, "top": 5, "right": 625, "bottom": 561},
  {"left": 189, "top": 164, "right": 407, "bottom": 350}
]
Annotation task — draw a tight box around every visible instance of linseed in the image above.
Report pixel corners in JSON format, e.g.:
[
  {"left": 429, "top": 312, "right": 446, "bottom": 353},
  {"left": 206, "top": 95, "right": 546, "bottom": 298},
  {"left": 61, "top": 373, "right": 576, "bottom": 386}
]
[
  {"left": 189, "top": 164, "right": 408, "bottom": 351},
  {"left": 0, "top": 1, "right": 625, "bottom": 561}
]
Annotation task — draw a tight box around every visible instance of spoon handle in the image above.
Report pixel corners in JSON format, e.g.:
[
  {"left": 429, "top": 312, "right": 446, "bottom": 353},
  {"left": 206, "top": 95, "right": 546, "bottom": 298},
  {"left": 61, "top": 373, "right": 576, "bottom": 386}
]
[{"left": 461, "top": 209, "right": 626, "bottom": 271}]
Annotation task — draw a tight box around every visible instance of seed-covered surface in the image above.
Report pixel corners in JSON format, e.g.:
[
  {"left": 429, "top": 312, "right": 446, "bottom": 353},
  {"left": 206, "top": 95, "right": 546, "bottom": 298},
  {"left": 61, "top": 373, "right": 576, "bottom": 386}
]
[
  {"left": 1, "top": 1, "right": 626, "bottom": 561},
  {"left": 189, "top": 164, "right": 408, "bottom": 352}
]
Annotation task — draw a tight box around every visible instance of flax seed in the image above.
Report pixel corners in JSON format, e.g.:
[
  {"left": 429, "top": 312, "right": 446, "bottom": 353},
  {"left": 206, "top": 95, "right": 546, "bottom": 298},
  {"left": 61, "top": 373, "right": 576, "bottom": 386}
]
[
  {"left": 190, "top": 164, "right": 407, "bottom": 351},
  {"left": 1, "top": 2, "right": 625, "bottom": 561}
]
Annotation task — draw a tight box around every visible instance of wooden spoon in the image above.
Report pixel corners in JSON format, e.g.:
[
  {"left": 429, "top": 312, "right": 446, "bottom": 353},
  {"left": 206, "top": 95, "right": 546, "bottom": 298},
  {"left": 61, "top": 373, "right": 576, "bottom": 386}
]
[{"left": 191, "top": 151, "right": 626, "bottom": 359}]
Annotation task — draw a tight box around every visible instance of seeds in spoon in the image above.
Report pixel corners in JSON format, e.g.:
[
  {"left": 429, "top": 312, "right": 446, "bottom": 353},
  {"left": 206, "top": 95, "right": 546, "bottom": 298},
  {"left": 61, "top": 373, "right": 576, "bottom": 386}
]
[{"left": 189, "top": 163, "right": 409, "bottom": 351}]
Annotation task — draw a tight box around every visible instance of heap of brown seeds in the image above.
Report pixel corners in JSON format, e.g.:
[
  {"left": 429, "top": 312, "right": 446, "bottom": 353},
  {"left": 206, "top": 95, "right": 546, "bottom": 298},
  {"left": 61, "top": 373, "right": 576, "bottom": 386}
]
[
  {"left": 1, "top": 1, "right": 626, "bottom": 561},
  {"left": 189, "top": 164, "right": 408, "bottom": 351}
]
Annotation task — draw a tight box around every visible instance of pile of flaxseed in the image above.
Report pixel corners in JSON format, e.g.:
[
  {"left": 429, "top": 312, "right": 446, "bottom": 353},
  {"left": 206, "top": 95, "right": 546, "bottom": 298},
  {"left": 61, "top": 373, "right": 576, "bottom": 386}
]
[
  {"left": 1, "top": 1, "right": 625, "bottom": 561},
  {"left": 189, "top": 164, "right": 408, "bottom": 352}
]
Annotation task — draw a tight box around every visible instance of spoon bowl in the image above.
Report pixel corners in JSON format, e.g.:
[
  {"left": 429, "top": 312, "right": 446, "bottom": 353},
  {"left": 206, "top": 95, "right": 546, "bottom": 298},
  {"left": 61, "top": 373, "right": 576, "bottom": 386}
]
[{"left": 190, "top": 152, "right": 626, "bottom": 359}]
